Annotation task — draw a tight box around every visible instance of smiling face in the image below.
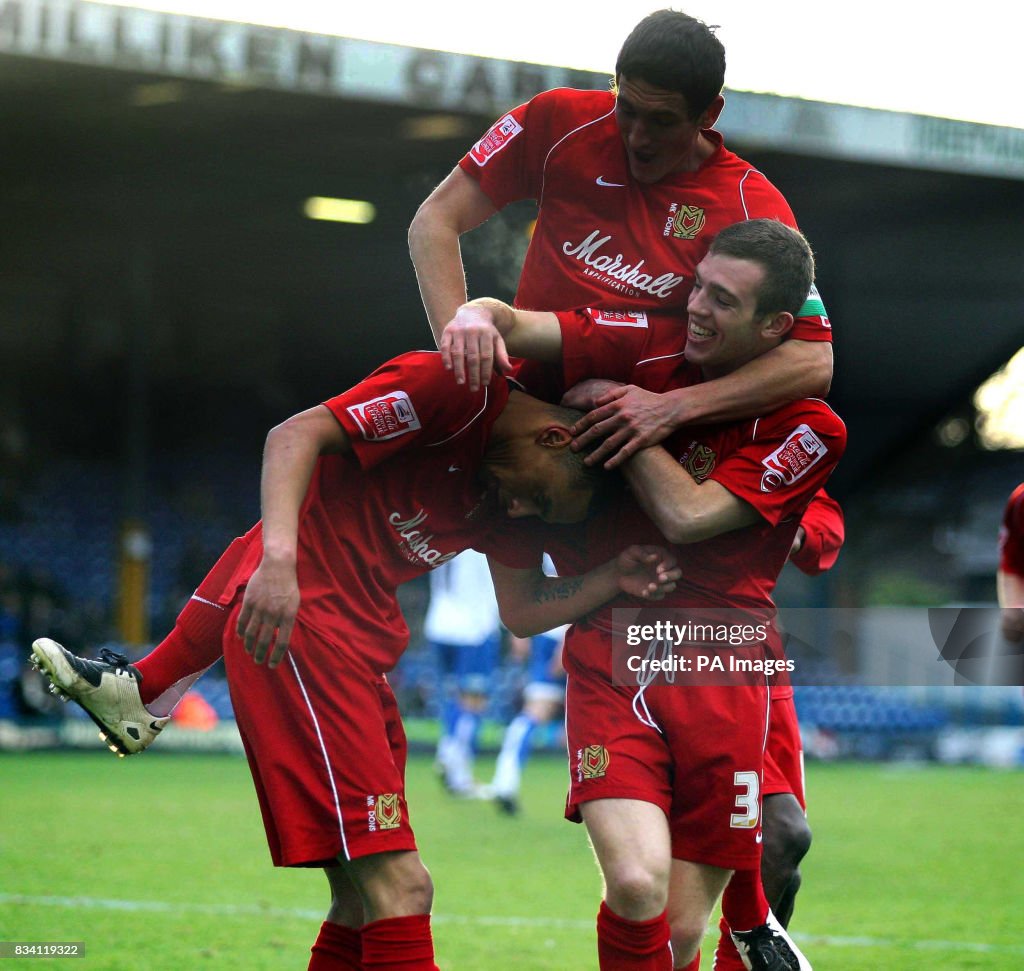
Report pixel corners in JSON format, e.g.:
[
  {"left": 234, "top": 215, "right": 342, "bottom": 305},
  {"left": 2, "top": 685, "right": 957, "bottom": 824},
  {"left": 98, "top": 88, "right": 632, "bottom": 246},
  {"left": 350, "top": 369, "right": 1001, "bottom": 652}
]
[
  {"left": 614, "top": 76, "right": 722, "bottom": 184},
  {"left": 684, "top": 252, "right": 792, "bottom": 378}
]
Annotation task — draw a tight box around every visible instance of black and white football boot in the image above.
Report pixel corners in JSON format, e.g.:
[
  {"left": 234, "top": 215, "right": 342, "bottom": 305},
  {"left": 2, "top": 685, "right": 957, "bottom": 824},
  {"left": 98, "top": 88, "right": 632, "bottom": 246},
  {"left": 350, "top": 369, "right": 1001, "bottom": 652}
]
[{"left": 30, "top": 638, "right": 168, "bottom": 756}]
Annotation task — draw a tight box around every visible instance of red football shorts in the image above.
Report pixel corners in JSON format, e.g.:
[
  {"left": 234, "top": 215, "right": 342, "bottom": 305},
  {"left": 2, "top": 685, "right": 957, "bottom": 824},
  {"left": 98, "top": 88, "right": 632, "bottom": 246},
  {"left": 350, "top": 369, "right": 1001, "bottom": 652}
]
[
  {"left": 223, "top": 601, "right": 417, "bottom": 867},
  {"left": 564, "top": 661, "right": 770, "bottom": 871},
  {"left": 762, "top": 694, "right": 806, "bottom": 809}
]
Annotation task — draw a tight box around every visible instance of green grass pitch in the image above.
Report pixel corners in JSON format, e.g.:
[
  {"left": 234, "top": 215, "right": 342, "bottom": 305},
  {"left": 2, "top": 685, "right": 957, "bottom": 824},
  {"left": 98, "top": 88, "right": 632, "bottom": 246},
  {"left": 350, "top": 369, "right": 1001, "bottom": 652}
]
[{"left": 1, "top": 750, "right": 1022, "bottom": 969}]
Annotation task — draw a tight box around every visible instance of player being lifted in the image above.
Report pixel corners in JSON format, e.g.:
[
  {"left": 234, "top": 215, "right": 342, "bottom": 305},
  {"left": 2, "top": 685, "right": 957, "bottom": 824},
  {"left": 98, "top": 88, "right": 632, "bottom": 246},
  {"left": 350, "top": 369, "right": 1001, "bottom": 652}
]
[{"left": 32, "top": 351, "right": 681, "bottom": 971}]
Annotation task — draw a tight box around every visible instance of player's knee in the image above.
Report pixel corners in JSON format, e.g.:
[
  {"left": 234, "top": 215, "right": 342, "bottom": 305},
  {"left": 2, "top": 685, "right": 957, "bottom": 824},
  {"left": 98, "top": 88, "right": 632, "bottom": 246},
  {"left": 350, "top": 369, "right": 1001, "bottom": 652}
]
[
  {"left": 604, "top": 862, "right": 669, "bottom": 918},
  {"left": 763, "top": 797, "right": 812, "bottom": 873},
  {"left": 669, "top": 912, "right": 708, "bottom": 961},
  {"left": 352, "top": 851, "right": 435, "bottom": 918},
  {"left": 390, "top": 859, "right": 434, "bottom": 914}
]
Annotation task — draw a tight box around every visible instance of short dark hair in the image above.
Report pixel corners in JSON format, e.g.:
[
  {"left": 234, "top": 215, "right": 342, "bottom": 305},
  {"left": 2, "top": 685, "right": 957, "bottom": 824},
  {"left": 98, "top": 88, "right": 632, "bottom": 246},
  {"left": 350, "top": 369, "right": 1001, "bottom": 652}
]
[
  {"left": 615, "top": 10, "right": 726, "bottom": 119},
  {"left": 545, "top": 402, "right": 621, "bottom": 513},
  {"left": 708, "top": 219, "right": 815, "bottom": 317}
]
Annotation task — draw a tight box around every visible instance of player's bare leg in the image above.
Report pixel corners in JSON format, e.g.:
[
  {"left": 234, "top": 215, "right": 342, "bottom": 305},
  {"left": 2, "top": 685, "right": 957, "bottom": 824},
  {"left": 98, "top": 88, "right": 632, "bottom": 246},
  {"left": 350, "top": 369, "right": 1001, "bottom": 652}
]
[
  {"left": 309, "top": 866, "right": 364, "bottom": 971},
  {"left": 324, "top": 864, "right": 365, "bottom": 927},
  {"left": 345, "top": 849, "right": 434, "bottom": 920},
  {"left": 664, "top": 856, "right": 732, "bottom": 968},
  {"left": 343, "top": 849, "right": 439, "bottom": 971},
  {"left": 761, "top": 793, "right": 812, "bottom": 926},
  {"left": 584, "top": 798, "right": 671, "bottom": 918},
  {"left": 582, "top": 798, "right": 673, "bottom": 969}
]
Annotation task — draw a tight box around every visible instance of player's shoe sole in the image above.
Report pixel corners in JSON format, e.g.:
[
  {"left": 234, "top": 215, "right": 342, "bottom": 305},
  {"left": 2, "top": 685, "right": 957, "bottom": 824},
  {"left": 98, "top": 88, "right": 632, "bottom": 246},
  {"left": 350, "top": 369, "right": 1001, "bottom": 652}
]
[{"left": 30, "top": 638, "right": 169, "bottom": 757}]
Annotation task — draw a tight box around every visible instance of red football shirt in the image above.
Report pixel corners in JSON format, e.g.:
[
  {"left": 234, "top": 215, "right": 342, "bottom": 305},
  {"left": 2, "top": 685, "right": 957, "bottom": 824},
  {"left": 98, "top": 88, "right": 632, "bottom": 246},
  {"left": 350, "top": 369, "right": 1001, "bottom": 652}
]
[
  {"left": 460, "top": 88, "right": 831, "bottom": 342},
  {"left": 211, "top": 352, "right": 542, "bottom": 673},
  {"left": 999, "top": 483, "right": 1024, "bottom": 577},
  {"left": 548, "top": 311, "right": 846, "bottom": 693}
]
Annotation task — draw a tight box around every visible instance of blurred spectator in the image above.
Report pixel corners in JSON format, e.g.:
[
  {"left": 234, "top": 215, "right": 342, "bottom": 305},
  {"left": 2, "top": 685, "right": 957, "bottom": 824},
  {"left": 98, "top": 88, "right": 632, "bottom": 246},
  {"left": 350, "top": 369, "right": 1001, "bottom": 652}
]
[
  {"left": 489, "top": 624, "right": 568, "bottom": 815},
  {"left": 171, "top": 690, "right": 219, "bottom": 731},
  {"left": 425, "top": 550, "right": 502, "bottom": 796},
  {"left": 489, "top": 553, "right": 567, "bottom": 814}
]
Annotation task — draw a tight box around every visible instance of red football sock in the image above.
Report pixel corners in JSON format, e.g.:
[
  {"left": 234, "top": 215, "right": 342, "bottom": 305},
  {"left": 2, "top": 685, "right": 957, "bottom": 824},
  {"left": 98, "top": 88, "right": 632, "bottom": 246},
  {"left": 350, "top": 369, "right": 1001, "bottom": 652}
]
[
  {"left": 720, "top": 866, "right": 769, "bottom": 931},
  {"left": 309, "top": 920, "right": 362, "bottom": 970},
  {"left": 596, "top": 901, "right": 672, "bottom": 971},
  {"left": 135, "top": 597, "right": 228, "bottom": 704},
  {"left": 360, "top": 914, "right": 439, "bottom": 970},
  {"left": 713, "top": 917, "right": 746, "bottom": 971}
]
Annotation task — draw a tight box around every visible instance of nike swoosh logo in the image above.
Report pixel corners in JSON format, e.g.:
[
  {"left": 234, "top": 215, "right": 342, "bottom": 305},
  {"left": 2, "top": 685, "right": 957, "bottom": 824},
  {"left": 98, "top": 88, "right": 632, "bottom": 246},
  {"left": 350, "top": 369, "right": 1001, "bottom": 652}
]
[
  {"left": 448, "top": 465, "right": 461, "bottom": 472},
  {"left": 596, "top": 176, "right": 626, "bottom": 187}
]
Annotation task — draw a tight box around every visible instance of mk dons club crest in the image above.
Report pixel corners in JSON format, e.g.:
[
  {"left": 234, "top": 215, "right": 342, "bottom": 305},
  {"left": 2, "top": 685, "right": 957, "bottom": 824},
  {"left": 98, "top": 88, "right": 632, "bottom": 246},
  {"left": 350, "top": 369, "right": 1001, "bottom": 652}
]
[
  {"left": 685, "top": 444, "right": 717, "bottom": 481},
  {"left": 671, "top": 205, "right": 706, "bottom": 240},
  {"left": 579, "top": 745, "right": 610, "bottom": 780},
  {"left": 375, "top": 793, "right": 402, "bottom": 830}
]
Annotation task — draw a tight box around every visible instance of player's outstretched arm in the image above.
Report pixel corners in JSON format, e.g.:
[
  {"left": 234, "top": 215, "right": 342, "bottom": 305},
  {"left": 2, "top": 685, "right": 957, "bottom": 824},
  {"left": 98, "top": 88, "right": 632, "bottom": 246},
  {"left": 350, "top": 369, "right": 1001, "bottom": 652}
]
[
  {"left": 574, "top": 339, "right": 834, "bottom": 469},
  {"left": 238, "top": 406, "right": 351, "bottom": 668},
  {"left": 678, "top": 338, "right": 833, "bottom": 421},
  {"left": 440, "top": 297, "right": 563, "bottom": 391},
  {"left": 409, "top": 167, "right": 498, "bottom": 344},
  {"left": 488, "top": 546, "right": 680, "bottom": 638}
]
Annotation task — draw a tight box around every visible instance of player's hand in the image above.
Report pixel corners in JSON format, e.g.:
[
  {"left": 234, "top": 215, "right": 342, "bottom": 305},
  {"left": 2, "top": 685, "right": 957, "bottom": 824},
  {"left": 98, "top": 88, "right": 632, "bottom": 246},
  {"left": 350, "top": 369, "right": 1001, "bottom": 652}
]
[
  {"left": 789, "top": 527, "right": 807, "bottom": 559},
  {"left": 237, "top": 555, "right": 300, "bottom": 667},
  {"left": 616, "top": 545, "right": 681, "bottom": 600},
  {"left": 561, "top": 379, "right": 625, "bottom": 412},
  {"left": 440, "top": 304, "right": 512, "bottom": 392},
  {"left": 571, "top": 385, "right": 679, "bottom": 470}
]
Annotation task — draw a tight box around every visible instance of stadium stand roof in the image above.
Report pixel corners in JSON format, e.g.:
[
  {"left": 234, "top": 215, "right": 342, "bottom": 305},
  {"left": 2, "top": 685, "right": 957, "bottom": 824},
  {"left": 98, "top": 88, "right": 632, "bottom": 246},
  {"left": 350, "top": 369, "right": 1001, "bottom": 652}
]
[{"left": 2, "top": 0, "right": 1023, "bottom": 494}]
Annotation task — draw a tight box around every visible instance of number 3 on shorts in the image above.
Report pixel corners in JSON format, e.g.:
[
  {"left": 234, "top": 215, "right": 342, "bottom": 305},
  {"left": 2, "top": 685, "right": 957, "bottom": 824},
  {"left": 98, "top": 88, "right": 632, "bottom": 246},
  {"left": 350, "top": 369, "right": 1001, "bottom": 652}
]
[{"left": 730, "top": 770, "right": 760, "bottom": 828}]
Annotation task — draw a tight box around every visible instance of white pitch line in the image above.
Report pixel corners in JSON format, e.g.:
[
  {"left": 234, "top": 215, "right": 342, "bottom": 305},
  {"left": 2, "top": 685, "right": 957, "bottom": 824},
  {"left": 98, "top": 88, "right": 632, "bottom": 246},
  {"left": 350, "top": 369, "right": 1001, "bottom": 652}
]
[
  {"left": 797, "top": 933, "right": 1024, "bottom": 956},
  {"left": 3, "top": 895, "right": 1023, "bottom": 955},
  {"left": 0, "top": 894, "right": 590, "bottom": 930},
  {"left": 0, "top": 894, "right": 321, "bottom": 921}
]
